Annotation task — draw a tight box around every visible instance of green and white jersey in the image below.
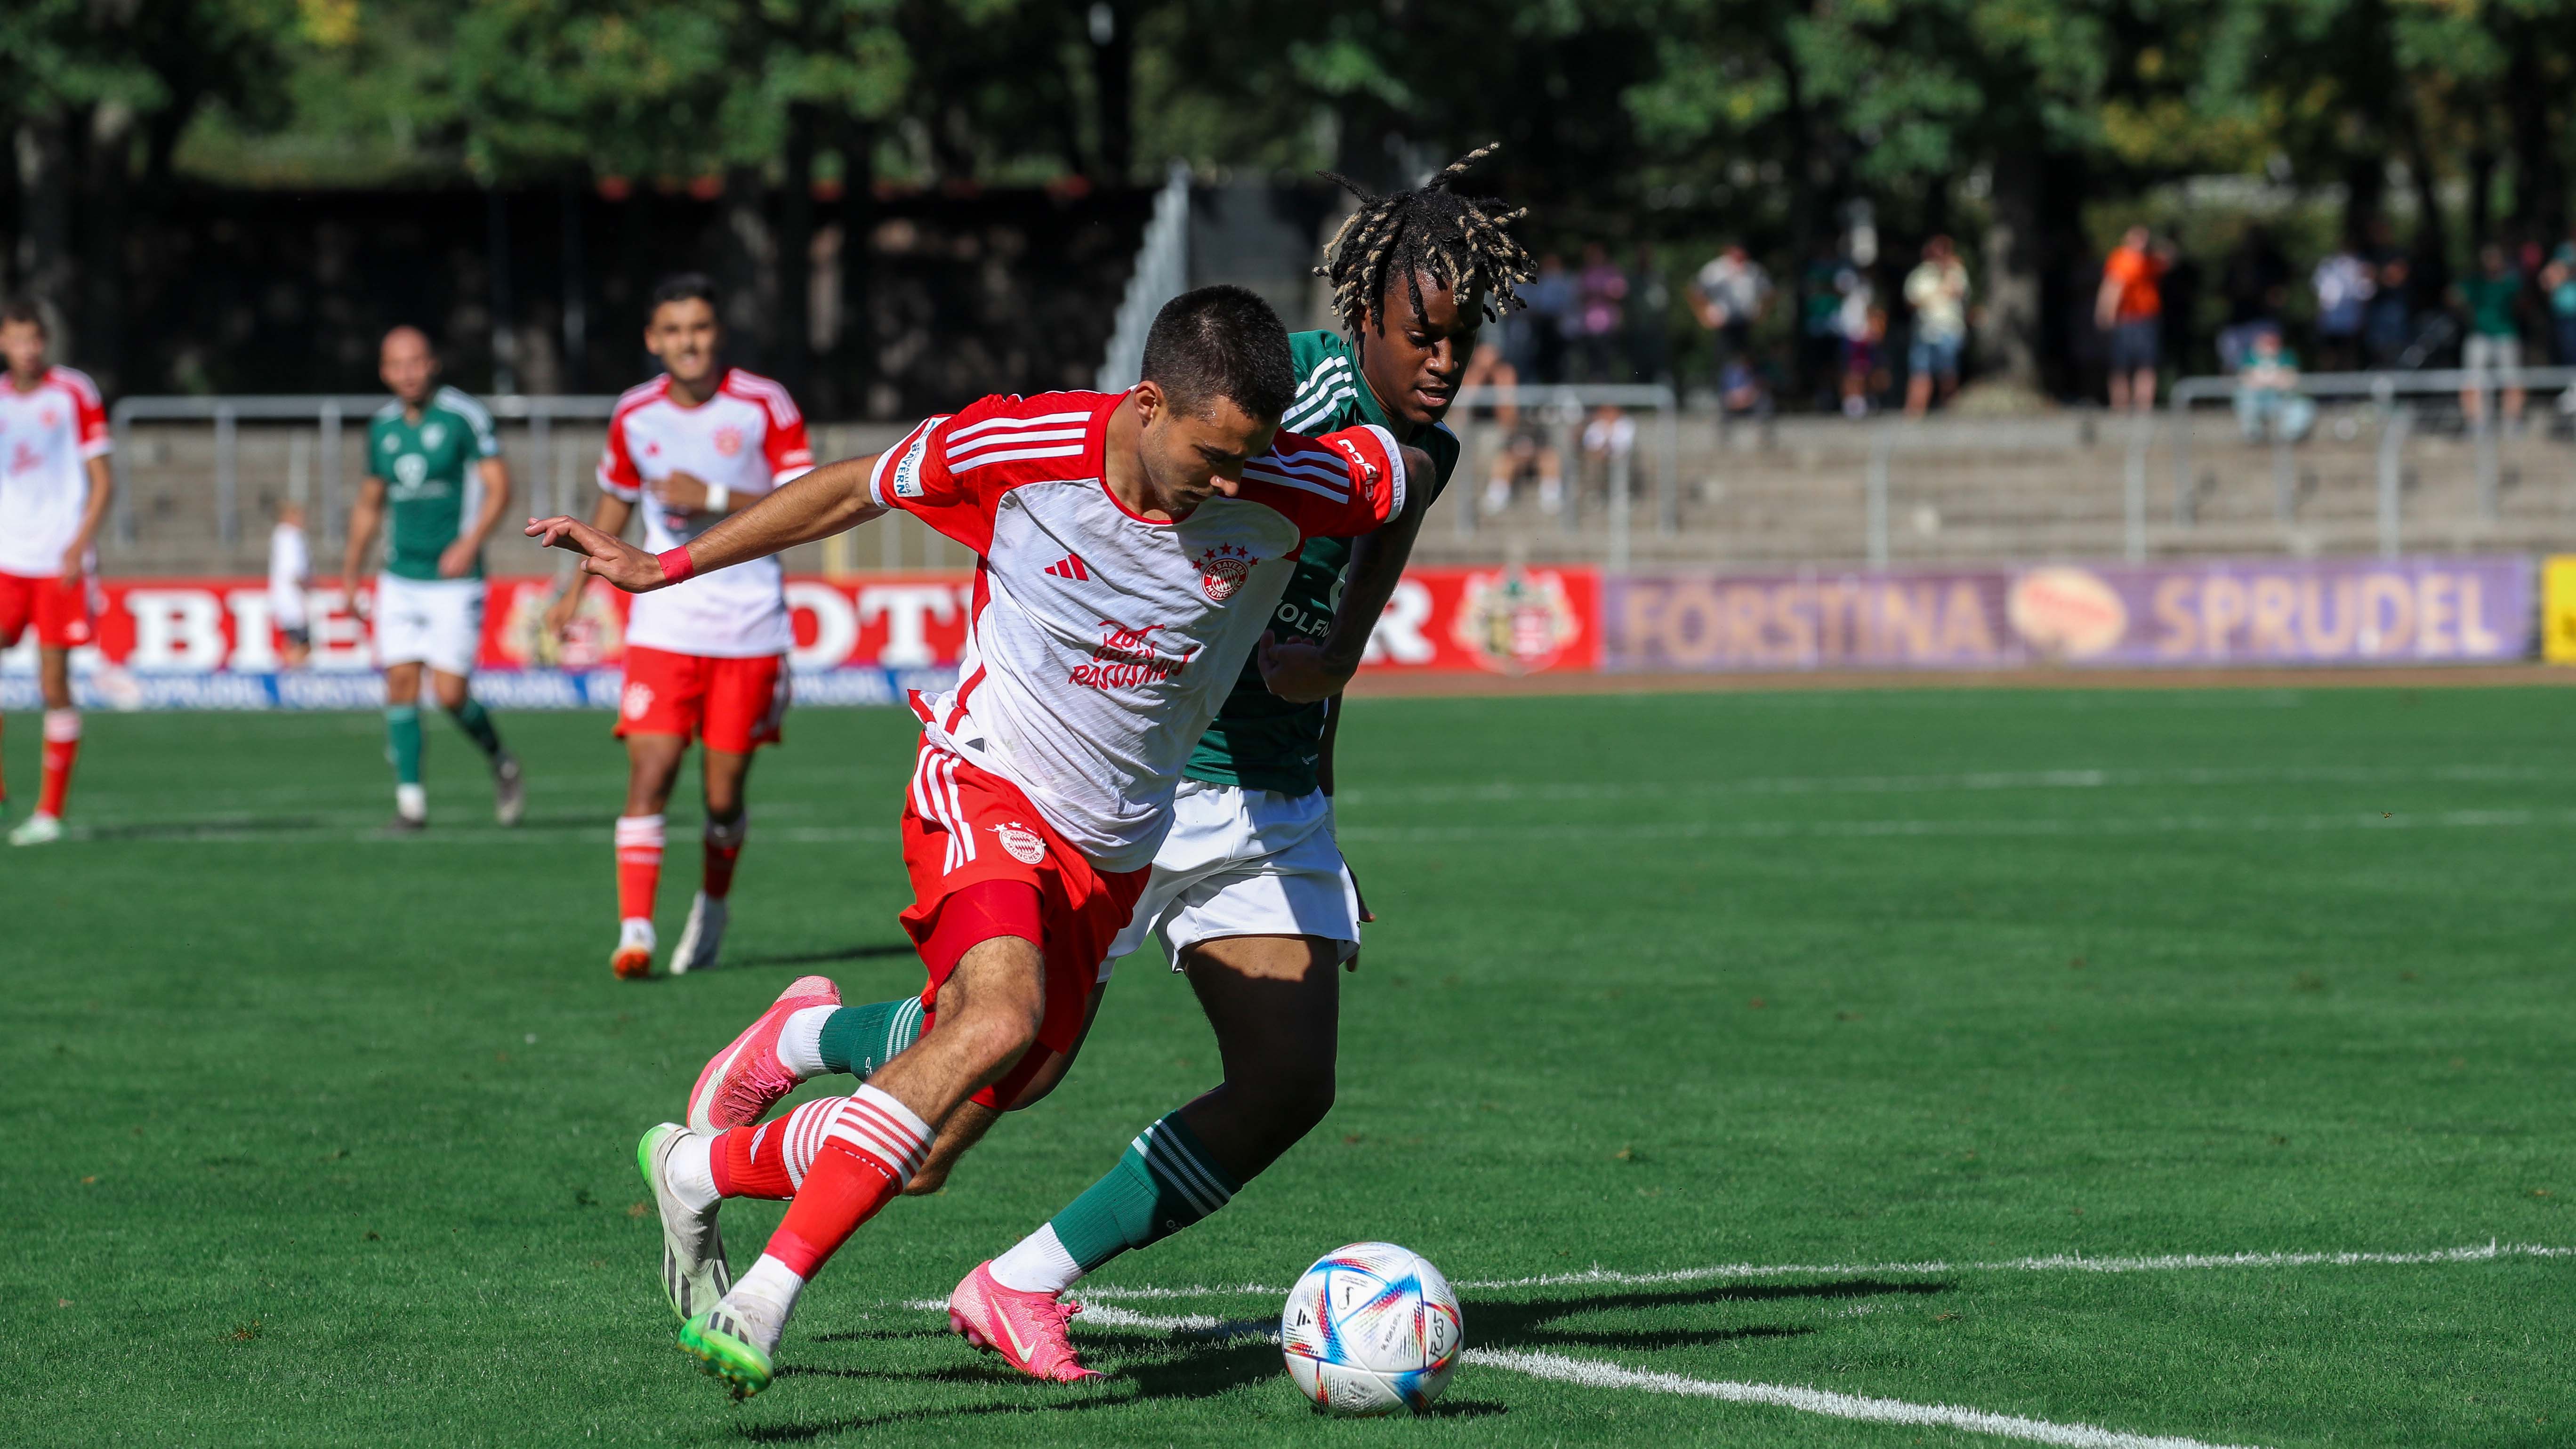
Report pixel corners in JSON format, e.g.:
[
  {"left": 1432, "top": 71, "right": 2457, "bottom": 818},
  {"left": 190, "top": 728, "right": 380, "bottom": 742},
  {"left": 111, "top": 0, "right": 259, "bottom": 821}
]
[
  {"left": 367, "top": 386, "right": 500, "bottom": 581},
  {"left": 1184, "top": 329, "right": 1459, "bottom": 796}
]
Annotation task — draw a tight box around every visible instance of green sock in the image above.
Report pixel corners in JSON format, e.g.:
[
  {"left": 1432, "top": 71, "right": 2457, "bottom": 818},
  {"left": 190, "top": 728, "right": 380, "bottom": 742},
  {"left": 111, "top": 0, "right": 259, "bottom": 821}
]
[
  {"left": 1048, "top": 1112, "right": 1241, "bottom": 1274},
  {"left": 386, "top": 706, "right": 424, "bottom": 785},
  {"left": 445, "top": 697, "right": 505, "bottom": 762},
  {"left": 817, "top": 997, "right": 926, "bottom": 1078}
]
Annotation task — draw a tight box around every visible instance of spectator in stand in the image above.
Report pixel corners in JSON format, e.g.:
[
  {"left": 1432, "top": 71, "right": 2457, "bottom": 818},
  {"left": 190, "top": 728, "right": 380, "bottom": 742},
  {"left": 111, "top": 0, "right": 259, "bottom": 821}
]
[
  {"left": 1902, "top": 235, "right": 1970, "bottom": 417},
  {"left": 2365, "top": 252, "right": 2414, "bottom": 368},
  {"left": 2216, "top": 225, "right": 2290, "bottom": 371},
  {"left": 2454, "top": 242, "right": 2527, "bottom": 428},
  {"left": 2540, "top": 241, "right": 2576, "bottom": 366},
  {"left": 1690, "top": 240, "right": 1772, "bottom": 378},
  {"left": 1574, "top": 242, "right": 1630, "bottom": 382},
  {"left": 1581, "top": 402, "right": 1637, "bottom": 509},
  {"left": 1718, "top": 356, "right": 1773, "bottom": 419},
  {"left": 1521, "top": 252, "right": 1575, "bottom": 384},
  {"left": 1800, "top": 244, "right": 1852, "bottom": 408},
  {"left": 1623, "top": 243, "right": 1671, "bottom": 385},
  {"left": 2096, "top": 224, "right": 2172, "bottom": 413},
  {"left": 2311, "top": 238, "right": 2374, "bottom": 374},
  {"left": 1840, "top": 295, "right": 1884, "bottom": 419},
  {"left": 1460, "top": 339, "right": 1565, "bottom": 515},
  {"left": 2232, "top": 330, "right": 2316, "bottom": 443}
]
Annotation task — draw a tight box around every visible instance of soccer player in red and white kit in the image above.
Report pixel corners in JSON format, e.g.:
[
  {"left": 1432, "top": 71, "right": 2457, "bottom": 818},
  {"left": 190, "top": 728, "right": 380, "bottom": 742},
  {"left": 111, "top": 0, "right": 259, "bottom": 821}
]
[
  {"left": 0, "top": 297, "right": 113, "bottom": 848},
  {"left": 545, "top": 274, "right": 814, "bottom": 979},
  {"left": 529, "top": 285, "right": 1430, "bottom": 1399}
]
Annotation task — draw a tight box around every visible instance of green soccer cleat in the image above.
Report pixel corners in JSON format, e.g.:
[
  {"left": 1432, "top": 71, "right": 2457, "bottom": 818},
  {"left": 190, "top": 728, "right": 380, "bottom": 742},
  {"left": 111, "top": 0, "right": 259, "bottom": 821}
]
[
  {"left": 677, "top": 1307, "right": 774, "bottom": 1401},
  {"left": 636, "top": 1123, "right": 729, "bottom": 1320}
]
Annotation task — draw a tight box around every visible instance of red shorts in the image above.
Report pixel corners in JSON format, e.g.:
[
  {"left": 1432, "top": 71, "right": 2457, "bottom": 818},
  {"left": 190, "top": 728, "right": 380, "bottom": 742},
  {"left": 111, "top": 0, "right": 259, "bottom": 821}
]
[
  {"left": 898, "top": 742, "right": 1148, "bottom": 1107},
  {"left": 613, "top": 646, "right": 788, "bottom": 754},
  {"left": 0, "top": 571, "right": 93, "bottom": 650}
]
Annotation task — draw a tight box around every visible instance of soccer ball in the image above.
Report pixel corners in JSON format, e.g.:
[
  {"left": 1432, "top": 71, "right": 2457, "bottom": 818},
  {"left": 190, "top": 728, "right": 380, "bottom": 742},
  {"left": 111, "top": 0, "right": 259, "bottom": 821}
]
[{"left": 1280, "top": 1241, "right": 1462, "bottom": 1415}]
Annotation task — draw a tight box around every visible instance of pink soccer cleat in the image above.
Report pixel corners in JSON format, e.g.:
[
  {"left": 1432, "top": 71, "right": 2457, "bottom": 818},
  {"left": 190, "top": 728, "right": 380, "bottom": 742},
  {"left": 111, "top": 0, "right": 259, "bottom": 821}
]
[
  {"left": 946, "top": 1261, "right": 1100, "bottom": 1383},
  {"left": 686, "top": 974, "right": 841, "bottom": 1133}
]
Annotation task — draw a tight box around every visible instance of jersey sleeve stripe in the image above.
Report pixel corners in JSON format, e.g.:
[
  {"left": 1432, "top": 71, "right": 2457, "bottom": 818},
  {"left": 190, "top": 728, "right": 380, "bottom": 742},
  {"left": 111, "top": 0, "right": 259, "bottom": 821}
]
[
  {"left": 951, "top": 443, "right": 1086, "bottom": 471},
  {"left": 1241, "top": 465, "right": 1349, "bottom": 501},
  {"left": 1361, "top": 422, "right": 1407, "bottom": 518},
  {"left": 943, "top": 409, "right": 1094, "bottom": 442},
  {"left": 946, "top": 427, "right": 1087, "bottom": 460},
  {"left": 1281, "top": 386, "right": 1356, "bottom": 435},
  {"left": 1287, "top": 358, "right": 1350, "bottom": 406},
  {"left": 1290, "top": 354, "right": 1344, "bottom": 398},
  {"left": 1256, "top": 453, "right": 1351, "bottom": 489},
  {"left": 47, "top": 367, "right": 103, "bottom": 406}
]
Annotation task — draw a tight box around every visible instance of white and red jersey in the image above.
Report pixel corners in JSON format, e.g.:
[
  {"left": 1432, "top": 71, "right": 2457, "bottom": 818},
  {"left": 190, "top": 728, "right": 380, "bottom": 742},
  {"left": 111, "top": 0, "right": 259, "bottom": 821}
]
[
  {"left": 0, "top": 366, "right": 110, "bottom": 578},
  {"left": 599, "top": 368, "right": 814, "bottom": 657},
  {"left": 867, "top": 389, "right": 1407, "bottom": 873}
]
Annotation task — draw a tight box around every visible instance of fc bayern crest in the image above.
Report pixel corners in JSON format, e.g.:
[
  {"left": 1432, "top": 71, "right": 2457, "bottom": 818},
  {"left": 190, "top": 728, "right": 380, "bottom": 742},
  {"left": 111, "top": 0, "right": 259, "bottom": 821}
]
[
  {"left": 1197, "top": 543, "right": 1256, "bottom": 602},
  {"left": 714, "top": 426, "right": 744, "bottom": 457},
  {"left": 991, "top": 821, "right": 1047, "bottom": 864}
]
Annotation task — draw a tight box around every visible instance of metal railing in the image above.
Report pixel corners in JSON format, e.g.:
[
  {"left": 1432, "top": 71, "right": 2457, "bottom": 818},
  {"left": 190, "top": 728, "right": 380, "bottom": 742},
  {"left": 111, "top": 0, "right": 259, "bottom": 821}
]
[
  {"left": 1445, "top": 384, "right": 1680, "bottom": 568},
  {"left": 110, "top": 393, "right": 623, "bottom": 549},
  {"left": 2167, "top": 365, "right": 2576, "bottom": 558}
]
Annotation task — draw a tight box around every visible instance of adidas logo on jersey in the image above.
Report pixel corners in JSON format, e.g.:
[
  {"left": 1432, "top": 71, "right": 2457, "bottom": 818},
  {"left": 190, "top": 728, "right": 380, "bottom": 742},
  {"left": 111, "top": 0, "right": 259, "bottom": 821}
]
[{"left": 1043, "top": 554, "right": 1091, "bottom": 581}]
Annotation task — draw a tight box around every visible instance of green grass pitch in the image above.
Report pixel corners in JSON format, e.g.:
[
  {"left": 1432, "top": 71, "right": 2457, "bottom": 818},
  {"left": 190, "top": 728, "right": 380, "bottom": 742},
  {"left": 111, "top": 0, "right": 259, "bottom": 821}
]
[{"left": 6, "top": 686, "right": 2570, "bottom": 1446}]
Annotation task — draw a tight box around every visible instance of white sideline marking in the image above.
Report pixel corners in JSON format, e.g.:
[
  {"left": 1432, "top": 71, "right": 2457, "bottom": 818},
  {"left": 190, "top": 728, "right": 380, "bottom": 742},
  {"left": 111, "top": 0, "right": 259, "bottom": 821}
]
[
  {"left": 1334, "top": 762, "right": 2557, "bottom": 807},
  {"left": 963, "top": 1305, "right": 2268, "bottom": 1447},
  {"left": 1337, "top": 808, "right": 2576, "bottom": 845},
  {"left": 1053, "top": 1240, "right": 2574, "bottom": 1303},
  {"left": 1465, "top": 1347, "right": 2265, "bottom": 1449},
  {"left": 113, "top": 806, "right": 2565, "bottom": 848}
]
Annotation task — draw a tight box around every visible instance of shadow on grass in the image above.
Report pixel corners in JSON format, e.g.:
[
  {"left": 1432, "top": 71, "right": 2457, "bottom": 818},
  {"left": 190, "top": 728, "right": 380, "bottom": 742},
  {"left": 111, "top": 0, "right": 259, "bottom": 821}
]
[
  {"left": 748, "top": 1274, "right": 1948, "bottom": 1432},
  {"left": 729, "top": 942, "right": 922, "bottom": 969},
  {"left": 75, "top": 816, "right": 329, "bottom": 840}
]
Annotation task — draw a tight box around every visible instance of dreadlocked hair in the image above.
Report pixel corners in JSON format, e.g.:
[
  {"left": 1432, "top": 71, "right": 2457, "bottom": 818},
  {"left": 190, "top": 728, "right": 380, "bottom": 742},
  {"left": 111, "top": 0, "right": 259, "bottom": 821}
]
[{"left": 1316, "top": 142, "right": 1535, "bottom": 336}]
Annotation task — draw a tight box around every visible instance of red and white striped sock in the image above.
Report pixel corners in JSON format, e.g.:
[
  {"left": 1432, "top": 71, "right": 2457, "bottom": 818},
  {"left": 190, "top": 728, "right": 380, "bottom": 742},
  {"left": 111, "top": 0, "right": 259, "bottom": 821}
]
[
  {"left": 35, "top": 708, "right": 80, "bottom": 820},
  {"left": 761, "top": 1084, "right": 932, "bottom": 1280},
  {"left": 708, "top": 1097, "right": 841, "bottom": 1201},
  {"left": 702, "top": 813, "right": 746, "bottom": 900},
  {"left": 614, "top": 814, "right": 664, "bottom": 924}
]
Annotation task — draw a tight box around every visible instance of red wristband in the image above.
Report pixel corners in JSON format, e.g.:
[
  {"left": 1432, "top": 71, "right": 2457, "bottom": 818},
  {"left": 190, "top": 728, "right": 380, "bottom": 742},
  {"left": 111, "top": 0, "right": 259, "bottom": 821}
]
[{"left": 655, "top": 547, "right": 696, "bottom": 584}]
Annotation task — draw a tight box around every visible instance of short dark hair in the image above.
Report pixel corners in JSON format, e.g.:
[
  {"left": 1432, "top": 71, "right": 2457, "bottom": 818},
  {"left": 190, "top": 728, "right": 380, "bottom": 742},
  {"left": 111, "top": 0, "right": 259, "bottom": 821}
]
[
  {"left": 0, "top": 296, "right": 48, "bottom": 335},
  {"left": 651, "top": 273, "right": 719, "bottom": 312},
  {"left": 1139, "top": 285, "right": 1295, "bottom": 422}
]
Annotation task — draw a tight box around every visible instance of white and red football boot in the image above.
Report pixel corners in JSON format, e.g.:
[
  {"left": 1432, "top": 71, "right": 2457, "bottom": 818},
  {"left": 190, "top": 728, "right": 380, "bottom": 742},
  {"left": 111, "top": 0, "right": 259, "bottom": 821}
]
[
  {"left": 686, "top": 974, "right": 841, "bottom": 1133},
  {"left": 947, "top": 1261, "right": 1100, "bottom": 1383}
]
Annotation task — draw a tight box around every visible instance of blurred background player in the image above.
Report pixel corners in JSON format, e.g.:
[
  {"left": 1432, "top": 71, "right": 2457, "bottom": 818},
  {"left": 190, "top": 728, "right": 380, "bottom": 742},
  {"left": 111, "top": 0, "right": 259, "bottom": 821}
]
[
  {"left": 340, "top": 326, "right": 524, "bottom": 832},
  {"left": 544, "top": 274, "right": 813, "bottom": 979},
  {"left": 269, "top": 501, "right": 311, "bottom": 669},
  {"left": 677, "top": 152, "right": 1529, "bottom": 1385},
  {"left": 0, "top": 297, "right": 113, "bottom": 847}
]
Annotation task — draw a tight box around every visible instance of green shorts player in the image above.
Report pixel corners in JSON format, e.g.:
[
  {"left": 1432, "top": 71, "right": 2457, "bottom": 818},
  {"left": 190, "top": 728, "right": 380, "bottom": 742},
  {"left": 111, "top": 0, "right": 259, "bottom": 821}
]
[
  {"left": 340, "top": 326, "right": 524, "bottom": 832},
  {"left": 646, "top": 147, "right": 1532, "bottom": 1390}
]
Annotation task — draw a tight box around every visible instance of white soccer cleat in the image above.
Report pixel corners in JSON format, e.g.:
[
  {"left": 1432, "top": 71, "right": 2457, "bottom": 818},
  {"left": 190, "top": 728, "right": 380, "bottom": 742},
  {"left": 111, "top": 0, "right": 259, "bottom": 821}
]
[
  {"left": 636, "top": 1122, "right": 730, "bottom": 1319},
  {"left": 669, "top": 893, "right": 729, "bottom": 975},
  {"left": 492, "top": 752, "right": 526, "bottom": 827},
  {"left": 613, "top": 917, "right": 656, "bottom": 981},
  {"left": 8, "top": 813, "right": 64, "bottom": 847}
]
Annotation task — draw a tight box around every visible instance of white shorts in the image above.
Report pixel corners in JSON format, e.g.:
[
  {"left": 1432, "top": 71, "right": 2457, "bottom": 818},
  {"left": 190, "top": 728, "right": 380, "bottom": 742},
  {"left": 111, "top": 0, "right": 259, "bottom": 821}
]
[
  {"left": 372, "top": 574, "right": 485, "bottom": 676},
  {"left": 2464, "top": 332, "right": 2522, "bottom": 378},
  {"left": 1107, "top": 780, "right": 1361, "bottom": 974}
]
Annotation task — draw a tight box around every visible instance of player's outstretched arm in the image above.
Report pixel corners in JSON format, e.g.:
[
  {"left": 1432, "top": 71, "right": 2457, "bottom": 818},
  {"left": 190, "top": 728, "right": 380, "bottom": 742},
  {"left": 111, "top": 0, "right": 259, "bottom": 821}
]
[
  {"left": 1259, "top": 442, "right": 1434, "bottom": 704},
  {"left": 525, "top": 454, "right": 886, "bottom": 593}
]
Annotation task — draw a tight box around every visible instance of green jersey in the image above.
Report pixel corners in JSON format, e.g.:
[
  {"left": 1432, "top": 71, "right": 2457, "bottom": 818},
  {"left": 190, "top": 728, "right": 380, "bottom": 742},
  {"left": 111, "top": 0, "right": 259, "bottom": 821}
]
[
  {"left": 367, "top": 386, "right": 500, "bottom": 581},
  {"left": 1184, "top": 329, "right": 1459, "bottom": 796}
]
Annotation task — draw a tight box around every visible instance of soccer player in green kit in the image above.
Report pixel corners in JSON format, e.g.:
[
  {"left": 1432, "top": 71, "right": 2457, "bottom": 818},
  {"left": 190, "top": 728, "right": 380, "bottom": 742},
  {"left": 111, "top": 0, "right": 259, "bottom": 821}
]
[
  {"left": 341, "top": 326, "right": 525, "bottom": 832},
  {"left": 655, "top": 148, "right": 1531, "bottom": 1383}
]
